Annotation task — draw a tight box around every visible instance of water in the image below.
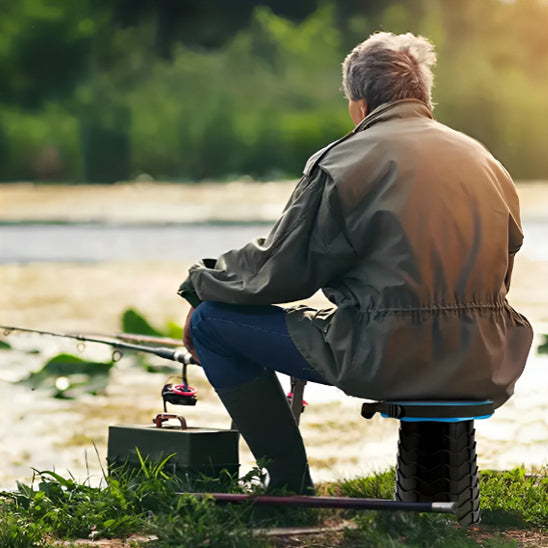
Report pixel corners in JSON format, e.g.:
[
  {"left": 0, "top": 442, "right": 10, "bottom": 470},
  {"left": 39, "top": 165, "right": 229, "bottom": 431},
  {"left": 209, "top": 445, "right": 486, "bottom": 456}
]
[
  {"left": 0, "top": 217, "right": 546, "bottom": 264},
  {"left": 0, "top": 222, "right": 271, "bottom": 264},
  {"left": 521, "top": 218, "right": 548, "bottom": 262}
]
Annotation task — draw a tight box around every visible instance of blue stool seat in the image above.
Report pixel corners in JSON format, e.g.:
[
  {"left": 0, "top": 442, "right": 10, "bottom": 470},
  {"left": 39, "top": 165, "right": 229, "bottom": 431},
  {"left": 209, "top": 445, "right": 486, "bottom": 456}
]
[
  {"left": 361, "top": 399, "right": 494, "bottom": 421},
  {"left": 361, "top": 400, "right": 495, "bottom": 526}
]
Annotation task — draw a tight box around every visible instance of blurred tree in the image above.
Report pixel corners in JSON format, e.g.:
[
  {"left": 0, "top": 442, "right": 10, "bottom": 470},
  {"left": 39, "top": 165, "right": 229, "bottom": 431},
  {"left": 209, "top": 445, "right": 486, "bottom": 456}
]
[
  {"left": 333, "top": 0, "right": 425, "bottom": 49},
  {"left": 111, "top": 0, "right": 319, "bottom": 53},
  {"left": 434, "top": 0, "right": 548, "bottom": 177},
  {"left": 0, "top": 0, "right": 95, "bottom": 108},
  {"left": 0, "top": 0, "right": 99, "bottom": 180},
  {"left": 2, "top": 0, "right": 548, "bottom": 182},
  {"left": 74, "top": 20, "right": 156, "bottom": 183}
]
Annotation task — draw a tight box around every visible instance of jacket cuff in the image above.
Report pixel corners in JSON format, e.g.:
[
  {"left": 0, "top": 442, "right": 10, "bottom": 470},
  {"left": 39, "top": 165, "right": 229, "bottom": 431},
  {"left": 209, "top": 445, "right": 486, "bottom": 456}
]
[{"left": 177, "top": 278, "right": 202, "bottom": 308}]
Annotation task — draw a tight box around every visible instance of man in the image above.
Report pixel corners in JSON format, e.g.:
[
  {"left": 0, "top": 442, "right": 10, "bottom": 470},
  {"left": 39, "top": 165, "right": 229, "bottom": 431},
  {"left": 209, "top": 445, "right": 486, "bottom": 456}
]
[{"left": 178, "top": 32, "right": 533, "bottom": 495}]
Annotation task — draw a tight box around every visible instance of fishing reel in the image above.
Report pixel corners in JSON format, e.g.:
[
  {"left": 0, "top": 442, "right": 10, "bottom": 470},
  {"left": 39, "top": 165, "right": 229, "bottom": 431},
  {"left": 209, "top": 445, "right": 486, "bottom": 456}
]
[
  {"left": 161, "top": 361, "right": 197, "bottom": 411},
  {"left": 162, "top": 383, "right": 197, "bottom": 409}
]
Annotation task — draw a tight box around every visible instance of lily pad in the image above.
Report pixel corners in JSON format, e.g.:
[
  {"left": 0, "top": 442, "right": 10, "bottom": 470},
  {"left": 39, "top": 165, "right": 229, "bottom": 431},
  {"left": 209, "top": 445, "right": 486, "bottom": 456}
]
[
  {"left": 20, "top": 353, "right": 114, "bottom": 397},
  {"left": 120, "top": 307, "right": 183, "bottom": 340},
  {"left": 0, "top": 339, "right": 12, "bottom": 350},
  {"left": 121, "top": 308, "right": 162, "bottom": 336}
]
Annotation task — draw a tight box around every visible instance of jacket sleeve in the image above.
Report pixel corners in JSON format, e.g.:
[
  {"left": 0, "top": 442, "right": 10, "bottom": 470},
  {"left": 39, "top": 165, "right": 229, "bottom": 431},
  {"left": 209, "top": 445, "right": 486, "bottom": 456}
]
[{"left": 178, "top": 168, "right": 359, "bottom": 306}]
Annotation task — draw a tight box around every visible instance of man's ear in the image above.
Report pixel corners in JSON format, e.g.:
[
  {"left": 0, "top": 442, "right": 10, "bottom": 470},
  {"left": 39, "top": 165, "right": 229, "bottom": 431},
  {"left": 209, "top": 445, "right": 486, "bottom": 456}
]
[{"left": 359, "top": 100, "right": 368, "bottom": 119}]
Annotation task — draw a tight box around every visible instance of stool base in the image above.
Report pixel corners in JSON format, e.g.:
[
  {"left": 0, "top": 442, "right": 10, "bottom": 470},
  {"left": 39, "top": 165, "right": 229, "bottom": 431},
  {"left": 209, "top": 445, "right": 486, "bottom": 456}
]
[{"left": 394, "top": 420, "right": 481, "bottom": 525}]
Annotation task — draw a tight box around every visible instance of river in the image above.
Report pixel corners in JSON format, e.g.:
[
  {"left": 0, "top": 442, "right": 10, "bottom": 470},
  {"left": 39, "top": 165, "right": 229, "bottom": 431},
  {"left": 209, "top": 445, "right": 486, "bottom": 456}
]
[
  {"left": 0, "top": 217, "right": 547, "bottom": 264},
  {"left": 0, "top": 222, "right": 269, "bottom": 264}
]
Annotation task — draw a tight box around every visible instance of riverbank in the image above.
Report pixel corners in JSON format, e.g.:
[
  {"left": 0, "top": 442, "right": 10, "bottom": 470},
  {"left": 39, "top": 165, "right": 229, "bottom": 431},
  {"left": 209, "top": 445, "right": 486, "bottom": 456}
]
[{"left": 2, "top": 464, "right": 546, "bottom": 547}]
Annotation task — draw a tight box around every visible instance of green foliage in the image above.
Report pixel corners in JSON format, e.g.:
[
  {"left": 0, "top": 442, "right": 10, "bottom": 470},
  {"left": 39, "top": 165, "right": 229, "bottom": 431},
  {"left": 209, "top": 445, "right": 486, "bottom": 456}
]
[
  {"left": 127, "top": 5, "right": 348, "bottom": 181},
  {"left": 19, "top": 352, "right": 113, "bottom": 397},
  {"left": 150, "top": 494, "right": 265, "bottom": 548},
  {"left": 335, "top": 468, "right": 396, "bottom": 499},
  {"left": 164, "top": 320, "right": 183, "bottom": 341},
  {"left": 480, "top": 468, "right": 548, "bottom": 529},
  {"left": 3, "top": 1, "right": 548, "bottom": 182},
  {"left": 120, "top": 307, "right": 183, "bottom": 343},
  {"left": 333, "top": 469, "right": 512, "bottom": 546},
  {"left": 0, "top": 0, "right": 95, "bottom": 107},
  {"left": 1, "top": 465, "right": 547, "bottom": 546},
  {"left": 0, "top": 508, "right": 51, "bottom": 548},
  {"left": 1, "top": 462, "right": 266, "bottom": 547},
  {"left": 330, "top": 466, "right": 547, "bottom": 546},
  {"left": 107, "top": 455, "right": 182, "bottom": 515},
  {"left": 121, "top": 307, "right": 163, "bottom": 337},
  {"left": 347, "top": 512, "right": 516, "bottom": 547},
  {"left": 0, "top": 339, "right": 12, "bottom": 350},
  {"left": 5, "top": 472, "right": 139, "bottom": 540},
  {"left": 0, "top": 104, "right": 81, "bottom": 181}
]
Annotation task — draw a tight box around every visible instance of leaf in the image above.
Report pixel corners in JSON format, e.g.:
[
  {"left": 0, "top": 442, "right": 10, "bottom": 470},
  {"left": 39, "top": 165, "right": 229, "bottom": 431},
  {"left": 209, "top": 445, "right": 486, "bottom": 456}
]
[
  {"left": 538, "top": 334, "right": 548, "bottom": 355},
  {"left": 0, "top": 339, "right": 11, "bottom": 350},
  {"left": 164, "top": 320, "right": 183, "bottom": 340},
  {"left": 19, "top": 353, "right": 113, "bottom": 396},
  {"left": 34, "top": 353, "right": 112, "bottom": 376},
  {"left": 121, "top": 308, "right": 162, "bottom": 336},
  {"left": 34, "top": 469, "right": 75, "bottom": 489}
]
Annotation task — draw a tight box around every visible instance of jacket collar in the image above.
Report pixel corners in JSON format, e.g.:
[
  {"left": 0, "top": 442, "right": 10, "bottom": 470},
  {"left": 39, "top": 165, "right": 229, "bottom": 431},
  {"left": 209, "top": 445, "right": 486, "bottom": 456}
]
[
  {"left": 353, "top": 99, "right": 434, "bottom": 133},
  {"left": 303, "top": 100, "right": 434, "bottom": 176}
]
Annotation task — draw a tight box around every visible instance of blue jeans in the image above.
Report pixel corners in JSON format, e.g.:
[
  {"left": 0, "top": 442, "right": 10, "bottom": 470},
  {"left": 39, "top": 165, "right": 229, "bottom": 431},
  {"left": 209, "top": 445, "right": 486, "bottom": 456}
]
[{"left": 190, "top": 301, "right": 329, "bottom": 390}]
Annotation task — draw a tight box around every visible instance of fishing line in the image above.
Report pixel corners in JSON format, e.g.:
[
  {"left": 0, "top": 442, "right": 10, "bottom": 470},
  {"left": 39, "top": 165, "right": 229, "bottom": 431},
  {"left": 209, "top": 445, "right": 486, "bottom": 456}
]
[
  {"left": 0, "top": 324, "right": 196, "bottom": 365},
  {"left": 1, "top": 324, "right": 199, "bottom": 407}
]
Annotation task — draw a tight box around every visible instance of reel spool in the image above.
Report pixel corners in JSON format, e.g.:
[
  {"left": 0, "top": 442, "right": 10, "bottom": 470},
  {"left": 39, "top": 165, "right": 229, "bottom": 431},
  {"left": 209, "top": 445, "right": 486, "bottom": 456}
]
[
  {"left": 162, "top": 383, "right": 197, "bottom": 409},
  {"left": 161, "top": 361, "right": 197, "bottom": 410}
]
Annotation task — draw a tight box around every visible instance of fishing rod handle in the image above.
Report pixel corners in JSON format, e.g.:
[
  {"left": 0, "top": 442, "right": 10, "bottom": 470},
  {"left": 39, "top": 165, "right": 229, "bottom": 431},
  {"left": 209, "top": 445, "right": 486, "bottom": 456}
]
[{"left": 153, "top": 347, "right": 196, "bottom": 365}]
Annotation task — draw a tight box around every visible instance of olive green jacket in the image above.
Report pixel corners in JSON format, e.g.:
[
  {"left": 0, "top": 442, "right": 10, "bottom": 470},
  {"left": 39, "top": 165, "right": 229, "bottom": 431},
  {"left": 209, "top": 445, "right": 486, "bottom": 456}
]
[{"left": 179, "top": 99, "right": 533, "bottom": 407}]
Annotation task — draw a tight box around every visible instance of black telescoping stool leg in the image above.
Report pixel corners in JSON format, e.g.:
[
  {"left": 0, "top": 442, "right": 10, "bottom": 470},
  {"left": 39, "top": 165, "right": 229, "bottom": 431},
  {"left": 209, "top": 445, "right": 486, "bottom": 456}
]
[
  {"left": 361, "top": 400, "right": 494, "bottom": 526},
  {"left": 395, "top": 419, "right": 480, "bottom": 525}
]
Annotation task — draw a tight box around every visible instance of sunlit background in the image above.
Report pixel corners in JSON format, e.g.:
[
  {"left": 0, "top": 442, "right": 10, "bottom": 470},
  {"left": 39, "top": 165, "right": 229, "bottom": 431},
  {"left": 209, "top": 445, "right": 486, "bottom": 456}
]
[{"left": 1, "top": 0, "right": 548, "bottom": 183}]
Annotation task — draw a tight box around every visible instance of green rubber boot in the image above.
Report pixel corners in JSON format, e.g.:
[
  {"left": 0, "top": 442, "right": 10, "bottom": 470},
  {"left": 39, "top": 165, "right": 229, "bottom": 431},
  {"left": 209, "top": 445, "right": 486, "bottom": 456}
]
[{"left": 216, "top": 371, "right": 315, "bottom": 495}]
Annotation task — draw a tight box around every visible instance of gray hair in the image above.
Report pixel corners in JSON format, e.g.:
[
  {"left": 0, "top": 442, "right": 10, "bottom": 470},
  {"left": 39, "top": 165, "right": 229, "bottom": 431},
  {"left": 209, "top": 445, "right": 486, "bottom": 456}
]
[{"left": 342, "top": 32, "right": 437, "bottom": 112}]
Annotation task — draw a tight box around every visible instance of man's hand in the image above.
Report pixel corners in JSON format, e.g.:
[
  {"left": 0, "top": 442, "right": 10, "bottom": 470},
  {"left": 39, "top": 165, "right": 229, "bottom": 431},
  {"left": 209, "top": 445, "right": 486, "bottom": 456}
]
[{"left": 183, "top": 307, "right": 200, "bottom": 363}]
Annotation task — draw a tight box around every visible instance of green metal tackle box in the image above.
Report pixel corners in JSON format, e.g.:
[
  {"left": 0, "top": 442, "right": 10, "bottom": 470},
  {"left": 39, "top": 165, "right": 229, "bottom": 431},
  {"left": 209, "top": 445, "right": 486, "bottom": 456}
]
[{"left": 107, "top": 419, "right": 239, "bottom": 484}]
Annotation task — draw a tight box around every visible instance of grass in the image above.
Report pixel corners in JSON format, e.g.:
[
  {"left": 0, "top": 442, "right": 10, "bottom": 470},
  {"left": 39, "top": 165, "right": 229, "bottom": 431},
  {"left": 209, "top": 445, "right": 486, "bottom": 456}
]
[{"left": 0, "top": 463, "right": 546, "bottom": 548}]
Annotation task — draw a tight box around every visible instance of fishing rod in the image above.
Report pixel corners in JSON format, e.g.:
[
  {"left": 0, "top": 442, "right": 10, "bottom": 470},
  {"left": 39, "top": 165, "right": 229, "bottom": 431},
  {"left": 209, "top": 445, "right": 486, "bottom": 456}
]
[
  {"left": 185, "top": 492, "right": 456, "bottom": 514},
  {"left": 2, "top": 324, "right": 311, "bottom": 419},
  {"left": 0, "top": 324, "right": 196, "bottom": 365},
  {"left": 1, "top": 324, "right": 199, "bottom": 407},
  {"left": 108, "top": 332, "right": 182, "bottom": 347},
  {"left": 82, "top": 331, "right": 183, "bottom": 347}
]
